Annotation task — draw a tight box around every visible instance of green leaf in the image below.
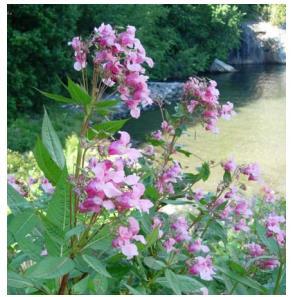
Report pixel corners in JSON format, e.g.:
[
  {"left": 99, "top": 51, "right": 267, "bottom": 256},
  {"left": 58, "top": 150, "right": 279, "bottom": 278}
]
[
  {"left": 143, "top": 257, "right": 166, "bottom": 270},
  {"left": 82, "top": 254, "right": 111, "bottom": 278},
  {"left": 67, "top": 77, "right": 91, "bottom": 105},
  {"left": 146, "top": 227, "right": 159, "bottom": 248},
  {"left": 46, "top": 170, "right": 71, "bottom": 233},
  {"left": 198, "top": 162, "right": 210, "bottom": 181},
  {"left": 42, "top": 108, "right": 65, "bottom": 169},
  {"left": 71, "top": 275, "right": 91, "bottom": 294},
  {"left": 33, "top": 138, "right": 62, "bottom": 185},
  {"left": 216, "top": 266, "right": 267, "bottom": 293},
  {"left": 87, "top": 119, "right": 128, "bottom": 140},
  {"left": 7, "top": 184, "right": 31, "bottom": 214},
  {"left": 156, "top": 274, "right": 204, "bottom": 294},
  {"left": 82, "top": 225, "right": 113, "bottom": 252},
  {"left": 204, "top": 219, "right": 227, "bottom": 243},
  {"left": 176, "top": 147, "right": 192, "bottom": 157},
  {"left": 95, "top": 99, "right": 119, "bottom": 108},
  {"left": 9, "top": 209, "right": 39, "bottom": 239},
  {"left": 223, "top": 171, "right": 232, "bottom": 183},
  {"left": 162, "top": 199, "right": 193, "bottom": 205},
  {"left": 65, "top": 225, "right": 86, "bottom": 240},
  {"left": 25, "top": 256, "right": 75, "bottom": 279},
  {"left": 124, "top": 284, "right": 146, "bottom": 295},
  {"left": 256, "top": 222, "right": 280, "bottom": 255},
  {"left": 8, "top": 271, "right": 35, "bottom": 289},
  {"left": 228, "top": 260, "right": 247, "bottom": 275},
  {"left": 36, "top": 89, "right": 73, "bottom": 104},
  {"left": 164, "top": 269, "right": 181, "bottom": 295},
  {"left": 43, "top": 170, "right": 71, "bottom": 256},
  {"left": 144, "top": 185, "right": 159, "bottom": 201}
]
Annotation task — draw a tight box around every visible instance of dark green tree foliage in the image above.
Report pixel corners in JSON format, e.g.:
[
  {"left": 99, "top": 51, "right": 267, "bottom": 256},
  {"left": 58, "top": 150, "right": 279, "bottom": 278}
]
[
  {"left": 8, "top": 4, "right": 244, "bottom": 120},
  {"left": 7, "top": 5, "right": 80, "bottom": 121}
]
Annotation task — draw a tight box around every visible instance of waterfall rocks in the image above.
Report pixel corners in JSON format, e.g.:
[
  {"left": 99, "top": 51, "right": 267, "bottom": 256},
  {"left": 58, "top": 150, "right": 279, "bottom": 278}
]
[
  {"left": 228, "top": 21, "right": 286, "bottom": 65},
  {"left": 209, "top": 59, "right": 237, "bottom": 73}
]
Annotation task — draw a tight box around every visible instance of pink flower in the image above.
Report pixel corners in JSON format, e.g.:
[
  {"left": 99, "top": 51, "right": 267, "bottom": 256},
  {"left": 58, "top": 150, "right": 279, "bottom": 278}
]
[
  {"left": 246, "top": 243, "right": 265, "bottom": 257},
  {"left": 171, "top": 217, "right": 191, "bottom": 242},
  {"left": 108, "top": 131, "right": 141, "bottom": 161},
  {"left": 161, "top": 121, "right": 174, "bottom": 134},
  {"left": 194, "top": 189, "right": 205, "bottom": 201},
  {"left": 222, "top": 159, "right": 236, "bottom": 173},
  {"left": 95, "top": 23, "right": 116, "bottom": 47},
  {"left": 259, "top": 258, "right": 280, "bottom": 270},
  {"left": 112, "top": 217, "right": 146, "bottom": 259},
  {"left": 220, "top": 101, "right": 235, "bottom": 120},
  {"left": 41, "top": 178, "right": 55, "bottom": 194},
  {"left": 156, "top": 162, "right": 182, "bottom": 194},
  {"left": 152, "top": 130, "right": 163, "bottom": 140},
  {"left": 234, "top": 219, "right": 249, "bottom": 232},
  {"left": 143, "top": 145, "right": 155, "bottom": 156},
  {"left": 262, "top": 185, "right": 276, "bottom": 203},
  {"left": 187, "top": 100, "right": 199, "bottom": 113},
  {"left": 68, "top": 37, "right": 87, "bottom": 71},
  {"left": 163, "top": 238, "right": 176, "bottom": 253},
  {"left": 265, "top": 213, "right": 285, "bottom": 246},
  {"left": 8, "top": 175, "right": 25, "bottom": 195},
  {"left": 188, "top": 256, "right": 215, "bottom": 281},
  {"left": 152, "top": 217, "right": 164, "bottom": 238},
  {"left": 234, "top": 199, "right": 252, "bottom": 218},
  {"left": 240, "top": 163, "right": 260, "bottom": 181},
  {"left": 121, "top": 243, "right": 138, "bottom": 259},
  {"left": 188, "top": 239, "right": 210, "bottom": 254}
]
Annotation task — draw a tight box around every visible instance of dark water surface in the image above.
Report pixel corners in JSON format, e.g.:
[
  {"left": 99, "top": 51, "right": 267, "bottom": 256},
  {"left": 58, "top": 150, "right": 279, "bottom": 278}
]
[{"left": 124, "top": 64, "right": 286, "bottom": 194}]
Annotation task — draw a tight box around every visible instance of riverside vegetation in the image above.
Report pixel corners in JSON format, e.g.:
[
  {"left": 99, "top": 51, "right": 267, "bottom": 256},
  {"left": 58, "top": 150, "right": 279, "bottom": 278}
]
[{"left": 7, "top": 24, "right": 285, "bottom": 295}]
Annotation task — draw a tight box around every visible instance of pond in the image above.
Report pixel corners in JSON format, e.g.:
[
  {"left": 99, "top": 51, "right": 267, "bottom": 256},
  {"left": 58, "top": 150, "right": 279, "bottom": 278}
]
[{"left": 124, "top": 65, "right": 286, "bottom": 195}]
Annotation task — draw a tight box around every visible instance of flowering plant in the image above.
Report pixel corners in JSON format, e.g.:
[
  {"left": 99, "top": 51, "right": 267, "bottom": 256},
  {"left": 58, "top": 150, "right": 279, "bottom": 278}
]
[{"left": 7, "top": 24, "right": 285, "bottom": 295}]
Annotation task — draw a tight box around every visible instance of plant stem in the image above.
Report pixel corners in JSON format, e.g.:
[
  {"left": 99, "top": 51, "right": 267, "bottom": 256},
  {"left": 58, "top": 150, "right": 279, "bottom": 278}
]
[
  {"left": 58, "top": 273, "right": 69, "bottom": 295},
  {"left": 273, "top": 262, "right": 283, "bottom": 294}
]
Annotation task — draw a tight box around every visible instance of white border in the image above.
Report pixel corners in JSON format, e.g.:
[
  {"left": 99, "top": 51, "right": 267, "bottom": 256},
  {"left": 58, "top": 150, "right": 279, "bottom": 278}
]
[{"left": 1, "top": 1, "right": 289, "bottom": 296}]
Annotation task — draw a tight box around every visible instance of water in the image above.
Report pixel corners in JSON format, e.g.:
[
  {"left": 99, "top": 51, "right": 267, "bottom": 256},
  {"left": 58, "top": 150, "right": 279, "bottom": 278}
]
[{"left": 124, "top": 65, "right": 286, "bottom": 195}]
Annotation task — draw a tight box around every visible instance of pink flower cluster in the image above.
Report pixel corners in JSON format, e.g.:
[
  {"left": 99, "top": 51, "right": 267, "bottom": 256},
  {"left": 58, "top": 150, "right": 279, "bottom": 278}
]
[
  {"left": 163, "top": 216, "right": 191, "bottom": 253},
  {"left": 68, "top": 37, "right": 87, "bottom": 71},
  {"left": 183, "top": 77, "right": 235, "bottom": 133},
  {"left": 188, "top": 239, "right": 210, "bottom": 254},
  {"left": 188, "top": 255, "right": 216, "bottom": 281},
  {"left": 156, "top": 161, "right": 182, "bottom": 194},
  {"left": 246, "top": 242, "right": 265, "bottom": 257},
  {"left": 221, "top": 158, "right": 237, "bottom": 173},
  {"left": 265, "top": 213, "right": 285, "bottom": 246},
  {"left": 151, "top": 120, "right": 174, "bottom": 141},
  {"left": 69, "top": 24, "right": 154, "bottom": 118},
  {"left": 41, "top": 178, "right": 55, "bottom": 194},
  {"left": 261, "top": 185, "right": 277, "bottom": 203},
  {"left": 8, "top": 175, "right": 26, "bottom": 196},
  {"left": 112, "top": 217, "right": 146, "bottom": 259},
  {"left": 108, "top": 131, "right": 141, "bottom": 162},
  {"left": 79, "top": 156, "right": 153, "bottom": 214},
  {"left": 240, "top": 163, "right": 260, "bottom": 181}
]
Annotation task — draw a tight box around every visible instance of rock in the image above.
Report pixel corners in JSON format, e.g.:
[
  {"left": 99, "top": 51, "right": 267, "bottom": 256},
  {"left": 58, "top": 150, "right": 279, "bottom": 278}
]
[
  {"left": 209, "top": 59, "right": 237, "bottom": 73},
  {"left": 228, "top": 21, "right": 286, "bottom": 64}
]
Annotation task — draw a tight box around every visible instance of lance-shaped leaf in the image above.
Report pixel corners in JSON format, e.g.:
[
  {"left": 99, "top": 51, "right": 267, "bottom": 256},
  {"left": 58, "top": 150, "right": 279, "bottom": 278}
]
[
  {"left": 67, "top": 77, "right": 91, "bottom": 105},
  {"left": 44, "top": 170, "right": 71, "bottom": 256},
  {"left": 42, "top": 108, "right": 65, "bottom": 169},
  {"left": 82, "top": 254, "right": 111, "bottom": 278},
  {"left": 33, "top": 137, "right": 62, "bottom": 185},
  {"left": 25, "top": 256, "right": 75, "bottom": 279}
]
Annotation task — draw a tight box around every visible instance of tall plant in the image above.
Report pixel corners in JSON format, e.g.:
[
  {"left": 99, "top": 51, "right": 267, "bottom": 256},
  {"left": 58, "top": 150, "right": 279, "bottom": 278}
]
[{"left": 8, "top": 24, "right": 285, "bottom": 295}]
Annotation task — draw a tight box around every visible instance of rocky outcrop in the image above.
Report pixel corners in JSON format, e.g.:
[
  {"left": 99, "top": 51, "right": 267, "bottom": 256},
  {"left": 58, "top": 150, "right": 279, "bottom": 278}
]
[
  {"left": 209, "top": 59, "right": 237, "bottom": 73},
  {"left": 228, "top": 21, "right": 286, "bottom": 65}
]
